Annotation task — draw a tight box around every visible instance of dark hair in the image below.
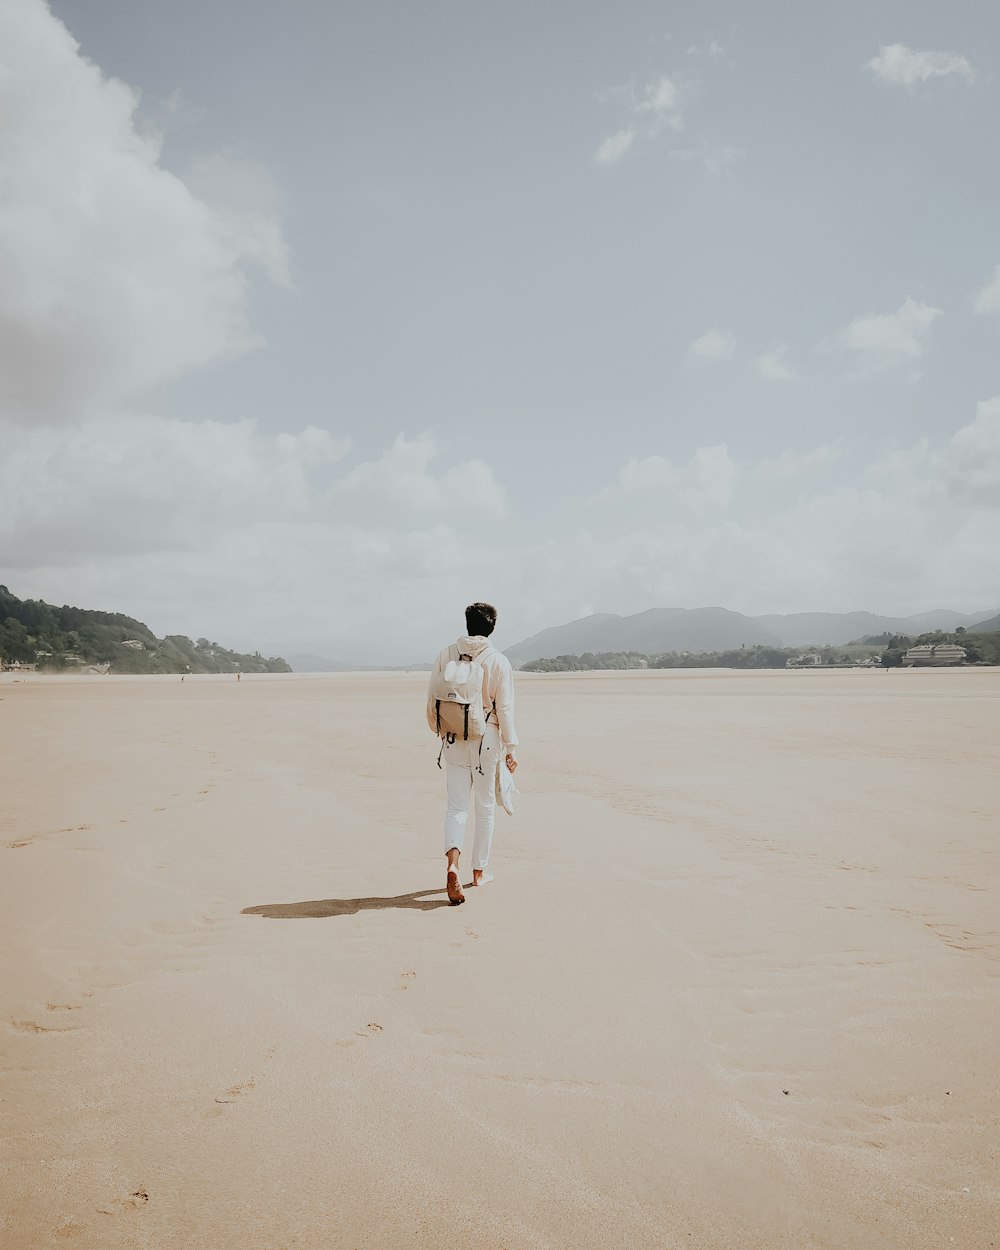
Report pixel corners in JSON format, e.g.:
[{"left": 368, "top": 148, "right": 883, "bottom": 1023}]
[{"left": 465, "top": 602, "right": 497, "bottom": 637}]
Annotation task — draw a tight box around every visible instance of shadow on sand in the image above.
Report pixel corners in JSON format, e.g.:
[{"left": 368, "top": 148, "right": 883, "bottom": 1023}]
[{"left": 242, "top": 887, "right": 459, "bottom": 919}]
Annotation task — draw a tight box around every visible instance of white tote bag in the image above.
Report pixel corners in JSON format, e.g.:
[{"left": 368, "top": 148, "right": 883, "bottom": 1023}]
[{"left": 495, "top": 758, "right": 519, "bottom": 816}]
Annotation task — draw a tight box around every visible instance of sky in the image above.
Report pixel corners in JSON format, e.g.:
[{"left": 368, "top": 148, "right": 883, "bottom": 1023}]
[{"left": 1, "top": 0, "right": 999, "bottom": 662}]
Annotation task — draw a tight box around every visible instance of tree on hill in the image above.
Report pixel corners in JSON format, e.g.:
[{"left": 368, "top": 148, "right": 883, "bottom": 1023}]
[
  {"left": 522, "top": 632, "right": 1000, "bottom": 673},
  {"left": 0, "top": 586, "right": 291, "bottom": 674}
]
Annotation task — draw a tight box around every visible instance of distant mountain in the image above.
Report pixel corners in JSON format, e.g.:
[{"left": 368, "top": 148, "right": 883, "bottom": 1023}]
[
  {"left": 970, "top": 612, "right": 1000, "bottom": 634},
  {"left": 503, "top": 612, "right": 622, "bottom": 663},
  {"left": 615, "top": 607, "right": 779, "bottom": 652},
  {"left": 757, "top": 611, "right": 914, "bottom": 646},
  {"left": 904, "top": 609, "right": 996, "bottom": 631},
  {"left": 757, "top": 608, "right": 997, "bottom": 646},
  {"left": 0, "top": 585, "right": 290, "bottom": 674},
  {"left": 506, "top": 607, "right": 778, "bottom": 664},
  {"left": 507, "top": 604, "right": 1000, "bottom": 662}
]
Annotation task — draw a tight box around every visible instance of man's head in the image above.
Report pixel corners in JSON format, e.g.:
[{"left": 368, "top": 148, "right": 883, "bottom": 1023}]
[{"left": 465, "top": 602, "right": 497, "bottom": 637}]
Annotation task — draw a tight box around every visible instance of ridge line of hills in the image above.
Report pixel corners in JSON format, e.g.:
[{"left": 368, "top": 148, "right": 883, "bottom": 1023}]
[
  {"left": 501, "top": 605, "right": 1000, "bottom": 666},
  {"left": 292, "top": 603, "right": 1000, "bottom": 670},
  {"left": 8, "top": 583, "right": 995, "bottom": 674},
  {"left": 0, "top": 586, "right": 291, "bottom": 675}
]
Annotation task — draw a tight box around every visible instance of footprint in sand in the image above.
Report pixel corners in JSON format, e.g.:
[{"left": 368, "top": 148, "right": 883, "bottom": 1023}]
[
  {"left": 7, "top": 838, "right": 32, "bottom": 849},
  {"left": 213, "top": 1047, "right": 276, "bottom": 1106},
  {"left": 97, "top": 1189, "right": 149, "bottom": 1215},
  {"left": 12, "top": 1018, "right": 78, "bottom": 1034},
  {"left": 465, "top": 928, "right": 479, "bottom": 940},
  {"left": 397, "top": 968, "right": 416, "bottom": 990},
  {"left": 215, "top": 1077, "right": 256, "bottom": 1104},
  {"left": 210, "top": 1040, "right": 273, "bottom": 1110},
  {"left": 355, "top": 1022, "right": 383, "bottom": 1037},
  {"left": 46, "top": 1003, "right": 81, "bottom": 1013}
]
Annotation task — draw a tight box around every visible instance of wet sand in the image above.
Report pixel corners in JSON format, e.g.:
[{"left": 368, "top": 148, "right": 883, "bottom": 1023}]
[{"left": 2, "top": 667, "right": 998, "bottom": 1249}]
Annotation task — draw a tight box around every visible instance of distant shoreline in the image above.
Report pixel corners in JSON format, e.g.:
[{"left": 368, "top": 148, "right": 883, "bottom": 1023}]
[{"left": 5, "top": 665, "right": 1000, "bottom": 686}]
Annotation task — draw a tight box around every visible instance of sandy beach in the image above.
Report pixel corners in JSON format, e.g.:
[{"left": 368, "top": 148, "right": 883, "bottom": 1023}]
[{"left": 1, "top": 667, "right": 998, "bottom": 1249}]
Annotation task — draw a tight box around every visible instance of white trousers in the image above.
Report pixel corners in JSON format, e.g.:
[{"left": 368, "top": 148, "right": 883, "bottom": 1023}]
[{"left": 442, "top": 728, "right": 500, "bottom": 869}]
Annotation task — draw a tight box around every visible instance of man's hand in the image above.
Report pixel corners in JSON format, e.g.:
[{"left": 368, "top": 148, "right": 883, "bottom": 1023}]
[{"left": 505, "top": 753, "right": 518, "bottom": 773}]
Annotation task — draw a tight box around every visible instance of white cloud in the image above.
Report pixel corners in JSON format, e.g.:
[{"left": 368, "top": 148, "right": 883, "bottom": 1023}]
[
  {"left": 867, "top": 43, "right": 975, "bottom": 86},
  {"left": 973, "top": 265, "right": 1000, "bottom": 316},
  {"left": 836, "top": 298, "right": 942, "bottom": 373},
  {"left": 551, "top": 403, "right": 1000, "bottom": 623},
  {"left": 635, "top": 75, "right": 682, "bottom": 127},
  {"left": 755, "top": 346, "right": 796, "bottom": 382},
  {"left": 0, "top": 421, "right": 504, "bottom": 566},
  {"left": 946, "top": 397, "right": 1000, "bottom": 504},
  {"left": 593, "top": 445, "right": 737, "bottom": 519},
  {"left": 689, "top": 329, "right": 736, "bottom": 362},
  {"left": 326, "top": 433, "right": 506, "bottom": 526},
  {"left": 136, "top": 87, "right": 206, "bottom": 146},
  {"left": 0, "top": 416, "right": 349, "bottom": 565},
  {"left": 4, "top": 406, "right": 999, "bottom": 660},
  {"left": 0, "top": 419, "right": 507, "bottom": 657},
  {"left": 593, "top": 53, "right": 737, "bottom": 170},
  {"left": 593, "top": 71, "right": 686, "bottom": 163},
  {"left": 0, "top": 0, "right": 289, "bottom": 424},
  {"left": 183, "top": 151, "right": 291, "bottom": 287},
  {"left": 594, "top": 128, "right": 635, "bottom": 164}
]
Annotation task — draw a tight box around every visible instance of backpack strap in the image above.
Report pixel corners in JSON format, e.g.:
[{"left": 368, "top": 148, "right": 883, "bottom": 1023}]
[
  {"left": 477, "top": 698, "right": 499, "bottom": 774},
  {"left": 437, "top": 731, "right": 457, "bottom": 769}
]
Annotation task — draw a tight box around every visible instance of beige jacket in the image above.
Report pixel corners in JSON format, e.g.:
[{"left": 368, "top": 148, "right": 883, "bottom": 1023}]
[{"left": 426, "top": 634, "right": 519, "bottom": 754}]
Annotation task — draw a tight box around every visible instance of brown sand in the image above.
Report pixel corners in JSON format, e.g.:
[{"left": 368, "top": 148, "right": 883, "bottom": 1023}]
[{"left": 1, "top": 667, "right": 998, "bottom": 1249}]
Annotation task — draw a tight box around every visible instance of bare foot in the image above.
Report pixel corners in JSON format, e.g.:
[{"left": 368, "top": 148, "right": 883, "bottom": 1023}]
[
  {"left": 447, "top": 865, "right": 465, "bottom": 905},
  {"left": 472, "top": 870, "right": 494, "bottom": 887}
]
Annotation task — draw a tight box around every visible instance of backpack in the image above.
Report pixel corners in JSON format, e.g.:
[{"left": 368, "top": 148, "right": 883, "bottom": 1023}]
[{"left": 429, "top": 645, "right": 489, "bottom": 742}]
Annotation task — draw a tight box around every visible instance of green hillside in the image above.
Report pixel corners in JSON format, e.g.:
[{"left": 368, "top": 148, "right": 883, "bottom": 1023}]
[
  {"left": 521, "top": 629, "right": 1000, "bottom": 672},
  {"left": 0, "top": 586, "right": 290, "bottom": 675},
  {"left": 521, "top": 643, "right": 880, "bottom": 672}
]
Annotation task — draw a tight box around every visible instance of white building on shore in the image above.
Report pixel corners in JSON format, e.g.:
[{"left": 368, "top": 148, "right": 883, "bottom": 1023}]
[{"left": 902, "top": 643, "right": 967, "bottom": 666}]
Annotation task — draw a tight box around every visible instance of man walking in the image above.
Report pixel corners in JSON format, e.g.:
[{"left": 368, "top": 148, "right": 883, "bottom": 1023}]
[{"left": 427, "top": 602, "right": 518, "bottom": 905}]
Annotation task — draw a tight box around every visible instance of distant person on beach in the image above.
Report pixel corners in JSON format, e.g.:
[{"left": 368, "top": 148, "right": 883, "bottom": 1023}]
[{"left": 427, "top": 602, "right": 519, "bottom": 906}]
